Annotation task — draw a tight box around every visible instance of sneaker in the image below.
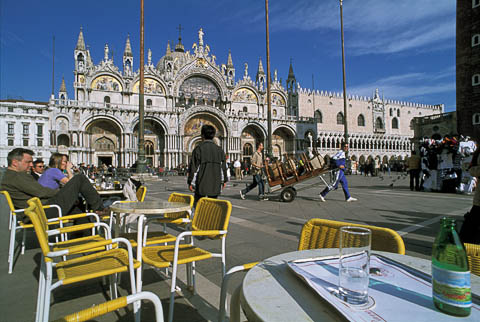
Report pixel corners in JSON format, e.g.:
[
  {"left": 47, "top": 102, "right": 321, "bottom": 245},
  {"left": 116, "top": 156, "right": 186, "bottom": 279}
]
[
  {"left": 346, "top": 197, "right": 358, "bottom": 202},
  {"left": 240, "top": 190, "right": 246, "bottom": 200},
  {"left": 319, "top": 195, "right": 326, "bottom": 202},
  {"left": 259, "top": 195, "right": 269, "bottom": 201}
]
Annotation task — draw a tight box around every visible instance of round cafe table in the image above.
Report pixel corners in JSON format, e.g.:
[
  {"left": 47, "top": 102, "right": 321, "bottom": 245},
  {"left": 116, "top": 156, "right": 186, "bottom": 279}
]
[{"left": 240, "top": 249, "right": 480, "bottom": 322}]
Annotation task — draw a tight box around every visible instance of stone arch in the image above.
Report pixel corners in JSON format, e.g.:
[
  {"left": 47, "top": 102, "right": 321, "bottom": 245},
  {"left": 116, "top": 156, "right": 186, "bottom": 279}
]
[
  {"left": 174, "top": 68, "right": 228, "bottom": 101},
  {"left": 241, "top": 123, "right": 266, "bottom": 163},
  {"left": 133, "top": 117, "right": 167, "bottom": 167},
  {"left": 179, "top": 106, "right": 231, "bottom": 137},
  {"left": 90, "top": 73, "right": 124, "bottom": 92},
  {"left": 85, "top": 118, "right": 123, "bottom": 166},
  {"left": 132, "top": 76, "right": 167, "bottom": 95},
  {"left": 232, "top": 86, "right": 259, "bottom": 105},
  {"left": 273, "top": 126, "right": 296, "bottom": 158}
]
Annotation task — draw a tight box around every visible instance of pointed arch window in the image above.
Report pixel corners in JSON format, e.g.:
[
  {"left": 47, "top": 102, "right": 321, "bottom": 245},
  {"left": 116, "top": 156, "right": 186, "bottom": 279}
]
[
  {"left": 357, "top": 114, "right": 365, "bottom": 126},
  {"left": 146, "top": 99, "right": 152, "bottom": 107},
  {"left": 243, "top": 106, "right": 248, "bottom": 113},
  {"left": 273, "top": 109, "right": 277, "bottom": 117},
  {"left": 375, "top": 117, "right": 384, "bottom": 129},
  {"left": 392, "top": 117, "right": 399, "bottom": 129},
  {"left": 314, "top": 110, "right": 323, "bottom": 123},
  {"left": 389, "top": 108, "right": 393, "bottom": 116},
  {"left": 337, "top": 112, "right": 344, "bottom": 125},
  {"left": 397, "top": 109, "right": 400, "bottom": 117}
]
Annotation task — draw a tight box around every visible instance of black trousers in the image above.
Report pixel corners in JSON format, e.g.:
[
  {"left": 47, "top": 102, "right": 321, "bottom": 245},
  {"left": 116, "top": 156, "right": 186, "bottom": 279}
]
[
  {"left": 194, "top": 192, "right": 217, "bottom": 208},
  {"left": 46, "top": 174, "right": 103, "bottom": 218},
  {"left": 409, "top": 169, "right": 420, "bottom": 191}
]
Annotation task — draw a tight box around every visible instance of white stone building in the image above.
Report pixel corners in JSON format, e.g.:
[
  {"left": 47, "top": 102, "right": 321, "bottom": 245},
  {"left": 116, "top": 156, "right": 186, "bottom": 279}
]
[
  {"left": 4, "top": 28, "right": 444, "bottom": 168},
  {"left": 0, "top": 99, "right": 52, "bottom": 166}
]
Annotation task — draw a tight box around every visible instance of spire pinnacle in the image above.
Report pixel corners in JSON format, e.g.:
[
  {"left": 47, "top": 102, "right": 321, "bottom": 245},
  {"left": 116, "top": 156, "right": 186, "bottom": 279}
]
[
  {"left": 76, "top": 27, "right": 86, "bottom": 51},
  {"left": 124, "top": 34, "right": 133, "bottom": 57},
  {"left": 227, "top": 49, "right": 233, "bottom": 67},
  {"left": 60, "top": 76, "right": 67, "bottom": 92},
  {"left": 166, "top": 40, "right": 172, "bottom": 55},
  {"left": 257, "top": 57, "right": 265, "bottom": 75},
  {"left": 287, "top": 58, "right": 295, "bottom": 80},
  {"left": 175, "top": 24, "right": 185, "bottom": 52}
]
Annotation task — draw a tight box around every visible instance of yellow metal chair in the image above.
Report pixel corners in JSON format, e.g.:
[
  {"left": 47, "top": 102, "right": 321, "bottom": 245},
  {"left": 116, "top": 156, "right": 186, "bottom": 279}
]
[
  {"left": 465, "top": 243, "right": 480, "bottom": 276},
  {"left": 23, "top": 198, "right": 140, "bottom": 322},
  {"left": 52, "top": 291, "right": 164, "bottom": 322},
  {"left": 1, "top": 190, "right": 101, "bottom": 274},
  {"left": 298, "top": 218, "right": 405, "bottom": 255},
  {"left": 141, "top": 197, "right": 232, "bottom": 322}
]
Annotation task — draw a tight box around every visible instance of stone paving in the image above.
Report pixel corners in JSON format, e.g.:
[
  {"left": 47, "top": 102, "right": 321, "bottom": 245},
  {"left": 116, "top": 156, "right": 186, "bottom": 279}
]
[{"left": 0, "top": 172, "right": 473, "bottom": 321}]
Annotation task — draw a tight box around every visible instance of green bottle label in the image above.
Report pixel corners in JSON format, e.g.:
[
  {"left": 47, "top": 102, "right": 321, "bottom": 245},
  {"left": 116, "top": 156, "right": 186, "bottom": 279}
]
[{"left": 432, "top": 264, "right": 472, "bottom": 308}]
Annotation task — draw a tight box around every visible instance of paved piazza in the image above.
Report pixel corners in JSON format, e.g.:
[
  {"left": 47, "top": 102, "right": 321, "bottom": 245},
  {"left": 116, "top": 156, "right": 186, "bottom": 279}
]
[{"left": 0, "top": 174, "right": 473, "bottom": 321}]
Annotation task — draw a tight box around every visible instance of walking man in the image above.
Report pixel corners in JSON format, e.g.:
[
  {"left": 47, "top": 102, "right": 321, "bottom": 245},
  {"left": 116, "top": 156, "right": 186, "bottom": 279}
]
[
  {"left": 187, "top": 125, "right": 228, "bottom": 206},
  {"left": 319, "top": 143, "right": 357, "bottom": 202},
  {"left": 240, "top": 142, "right": 268, "bottom": 201}
]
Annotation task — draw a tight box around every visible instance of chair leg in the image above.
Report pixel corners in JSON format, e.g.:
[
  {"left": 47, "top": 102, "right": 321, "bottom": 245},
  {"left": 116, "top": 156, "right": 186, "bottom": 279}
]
[
  {"left": 168, "top": 261, "right": 180, "bottom": 322},
  {"left": 42, "top": 263, "right": 53, "bottom": 322},
  {"left": 35, "top": 259, "right": 46, "bottom": 322},
  {"left": 21, "top": 228, "right": 26, "bottom": 255},
  {"left": 8, "top": 224, "right": 16, "bottom": 274},
  {"left": 230, "top": 285, "right": 242, "bottom": 322},
  {"left": 191, "top": 261, "right": 196, "bottom": 294}
]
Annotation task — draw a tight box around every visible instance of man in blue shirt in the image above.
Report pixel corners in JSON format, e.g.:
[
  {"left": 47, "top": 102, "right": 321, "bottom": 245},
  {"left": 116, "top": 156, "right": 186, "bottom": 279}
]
[{"left": 319, "top": 143, "right": 357, "bottom": 202}]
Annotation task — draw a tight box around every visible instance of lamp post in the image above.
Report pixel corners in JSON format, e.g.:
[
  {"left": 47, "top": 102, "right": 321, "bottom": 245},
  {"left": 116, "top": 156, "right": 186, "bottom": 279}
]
[
  {"left": 136, "top": 0, "right": 147, "bottom": 173},
  {"left": 265, "top": 0, "right": 273, "bottom": 158},
  {"left": 339, "top": 0, "right": 349, "bottom": 157}
]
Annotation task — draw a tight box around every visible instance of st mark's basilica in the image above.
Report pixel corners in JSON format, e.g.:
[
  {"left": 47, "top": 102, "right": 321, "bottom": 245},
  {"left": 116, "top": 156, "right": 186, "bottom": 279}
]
[{"left": 44, "top": 28, "right": 443, "bottom": 168}]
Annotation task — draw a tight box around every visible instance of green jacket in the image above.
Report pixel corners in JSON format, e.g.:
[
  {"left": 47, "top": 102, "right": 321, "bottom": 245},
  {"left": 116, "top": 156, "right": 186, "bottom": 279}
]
[{"left": 1, "top": 169, "right": 57, "bottom": 210}]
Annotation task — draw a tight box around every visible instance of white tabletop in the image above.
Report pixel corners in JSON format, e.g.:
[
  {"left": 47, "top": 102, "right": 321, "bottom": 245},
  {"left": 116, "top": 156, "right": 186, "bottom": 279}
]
[
  {"left": 110, "top": 201, "right": 191, "bottom": 214},
  {"left": 97, "top": 189, "right": 123, "bottom": 195},
  {"left": 241, "top": 249, "right": 480, "bottom": 322}
]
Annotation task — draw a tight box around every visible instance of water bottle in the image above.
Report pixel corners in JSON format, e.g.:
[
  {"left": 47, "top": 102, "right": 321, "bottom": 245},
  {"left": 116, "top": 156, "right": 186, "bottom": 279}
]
[{"left": 432, "top": 217, "right": 471, "bottom": 316}]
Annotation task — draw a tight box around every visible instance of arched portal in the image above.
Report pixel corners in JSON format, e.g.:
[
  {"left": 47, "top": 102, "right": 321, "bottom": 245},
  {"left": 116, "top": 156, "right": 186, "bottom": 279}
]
[
  {"left": 273, "top": 127, "right": 295, "bottom": 160},
  {"left": 183, "top": 112, "right": 226, "bottom": 163},
  {"left": 86, "top": 119, "right": 122, "bottom": 166},
  {"left": 241, "top": 124, "right": 265, "bottom": 163},
  {"left": 57, "top": 134, "right": 70, "bottom": 147},
  {"left": 133, "top": 119, "right": 166, "bottom": 167}
]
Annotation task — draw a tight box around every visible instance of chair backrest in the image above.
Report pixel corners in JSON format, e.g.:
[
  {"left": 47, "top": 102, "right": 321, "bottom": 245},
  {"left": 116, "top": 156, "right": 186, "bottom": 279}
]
[
  {"left": 298, "top": 218, "right": 405, "bottom": 255},
  {"left": 465, "top": 243, "right": 480, "bottom": 276},
  {"left": 192, "top": 198, "right": 232, "bottom": 238},
  {"left": 24, "top": 197, "right": 52, "bottom": 258},
  {"left": 166, "top": 193, "right": 194, "bottom": 220},
  {"left": 0, "top": 190, "right": 16, "bottom": 212},
  {"left": 136, "top": 186, "right": 147, "bottom": 202}
]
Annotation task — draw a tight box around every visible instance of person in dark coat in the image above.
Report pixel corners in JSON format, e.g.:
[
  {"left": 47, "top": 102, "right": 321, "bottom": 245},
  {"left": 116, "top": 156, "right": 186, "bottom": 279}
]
[{"left": 187, "top": 125, "right": 228, "bottom": 206}]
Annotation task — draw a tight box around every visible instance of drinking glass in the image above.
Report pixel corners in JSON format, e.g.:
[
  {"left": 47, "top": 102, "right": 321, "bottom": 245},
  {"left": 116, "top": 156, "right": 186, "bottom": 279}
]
[{"left": 338, "top": 226, "right": 372, "bottom": 305}]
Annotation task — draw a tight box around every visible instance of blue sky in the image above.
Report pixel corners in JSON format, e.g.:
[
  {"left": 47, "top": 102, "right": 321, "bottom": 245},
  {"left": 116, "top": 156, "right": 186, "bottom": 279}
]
[{"left": 0, "top": 0, "right": 456, "bottom": 111}]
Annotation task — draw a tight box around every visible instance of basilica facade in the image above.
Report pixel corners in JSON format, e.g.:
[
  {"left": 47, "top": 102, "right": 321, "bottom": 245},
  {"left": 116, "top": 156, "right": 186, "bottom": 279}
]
[{"left": 43, "top": 28, "right": 443, "bottom": 169}]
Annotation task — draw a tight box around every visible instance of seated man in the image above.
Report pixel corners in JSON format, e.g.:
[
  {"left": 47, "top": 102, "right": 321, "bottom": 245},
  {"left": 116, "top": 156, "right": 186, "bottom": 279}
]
[{"left": 1, "top": 148, "right": 108, "bottom": 221}]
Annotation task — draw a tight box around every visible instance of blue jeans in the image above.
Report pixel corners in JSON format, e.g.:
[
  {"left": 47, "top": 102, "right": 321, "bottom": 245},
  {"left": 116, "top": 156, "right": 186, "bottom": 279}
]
[{"left": 242, "top": 174, "right": 264, "bottom": 196}]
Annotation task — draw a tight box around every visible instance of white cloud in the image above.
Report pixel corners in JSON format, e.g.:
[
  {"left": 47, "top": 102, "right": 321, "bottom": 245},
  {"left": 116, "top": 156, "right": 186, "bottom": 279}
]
[
  {"left": 263, "top": 0, "right": 455, "bottom": 55},
  {"left": 347, "top": 67, "right": 455, "bottom": 101}
]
